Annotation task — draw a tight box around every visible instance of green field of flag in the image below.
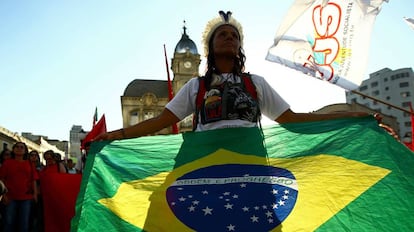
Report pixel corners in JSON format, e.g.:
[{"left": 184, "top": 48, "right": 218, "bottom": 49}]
[{"left": 71, "top": 116, "right": 414, "bottom": 231}]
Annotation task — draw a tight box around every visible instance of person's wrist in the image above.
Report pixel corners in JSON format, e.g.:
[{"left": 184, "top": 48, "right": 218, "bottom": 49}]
[{"left": 121, "top": 128, "right": 126, "bottom": 139}]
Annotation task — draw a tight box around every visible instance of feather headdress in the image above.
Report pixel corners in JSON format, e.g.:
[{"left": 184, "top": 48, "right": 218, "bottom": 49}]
[{"left": 202, "top": 11, "right": 243, "bottom": 57}]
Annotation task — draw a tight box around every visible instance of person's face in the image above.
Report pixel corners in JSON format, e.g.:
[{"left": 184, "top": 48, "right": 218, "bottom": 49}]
[
  {"left": 67, "top": 160, "right": 74, "bottom": 168},
  {"left": 29, "top": 152, "right": 38, "bottom": 162},
  {"left": 13, "top": 143, "right": 26, "bottom": 156},
  {"left": 44, "top": 152, "right": 55, "bottom": 165},
  {"left": 3, "top": 151, "right": 11, "bottom": 160},
  {"left": 211, "top": 25, "right": 240, "bottom": 57}
]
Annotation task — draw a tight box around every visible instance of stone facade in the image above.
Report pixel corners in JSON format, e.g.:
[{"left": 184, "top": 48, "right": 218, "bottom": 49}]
[{"left": 121, "top": 25, "right": 201, "bottom": 134}]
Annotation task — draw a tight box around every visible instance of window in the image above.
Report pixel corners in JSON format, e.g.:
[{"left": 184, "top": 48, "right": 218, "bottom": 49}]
[
  {"left": 401, "top": 92, "right": 411, "bottom": 97},
  {"left": 130, "top": 112, "right": 139, "bottom": 126},
  {"left": 385, "top": 87, "right": 389, "bottom": 91},
  {"left": 144, "top": 111, "right": 155, "bottom": 120},
  {"left": 360, "top": 85, "right": 368, "bottom": 91},
  {"left": 371, "top": 82, "right": 378, "bottom": 87},
  {"left": 386, "top": 96, "right": 390, "bottom": 100},
  {"left": 372, "top": 90, "right": 379, "bottom": 96},
  {"left": 400, "top": 82, "right": 409, "bottom": 88},
  {"left": 384, "top": 77, "right": 388, "bottom": 82},
  {"left": 404, "top": 121, "right": 412, "bottom": 127},
  {"left": 402, "top": 102, "right": 412, "bottom": 107}
]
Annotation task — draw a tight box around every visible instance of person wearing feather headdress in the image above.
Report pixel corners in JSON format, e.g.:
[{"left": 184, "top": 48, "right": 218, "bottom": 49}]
[{"left": 95, "top": 11, "right": 368, "bottom": 141}]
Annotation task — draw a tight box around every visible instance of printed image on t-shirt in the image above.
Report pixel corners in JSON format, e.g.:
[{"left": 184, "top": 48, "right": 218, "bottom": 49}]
[
  {"left": 201, "top": 81, "right": 259, "bottom": 125},
  {"left": 203, "top": 88, "right": 223, "bottom": 122}
]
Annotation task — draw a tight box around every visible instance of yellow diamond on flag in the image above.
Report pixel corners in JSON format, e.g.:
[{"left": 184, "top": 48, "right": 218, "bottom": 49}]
[{"left": 98, "top": 149, "right": 390, "bottom": 231}]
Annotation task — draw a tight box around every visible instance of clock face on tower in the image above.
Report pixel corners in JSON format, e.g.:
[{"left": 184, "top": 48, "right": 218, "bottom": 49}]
[{"left": 184, "top": 61, "right": 192, "bottom": 69}]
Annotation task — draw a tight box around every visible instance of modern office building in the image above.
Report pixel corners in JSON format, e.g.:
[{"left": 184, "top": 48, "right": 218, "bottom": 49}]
[
  {"left": 69, "top": 125, "right": 87, "bottom": 160},
  {"left": 346, "top": 67, "right": 414, "bottom": 141}
]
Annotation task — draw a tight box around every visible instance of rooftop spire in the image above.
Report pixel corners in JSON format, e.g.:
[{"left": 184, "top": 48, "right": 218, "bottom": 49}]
[{"left": 183, "top": 20, "right": 187, "bottom": 36}]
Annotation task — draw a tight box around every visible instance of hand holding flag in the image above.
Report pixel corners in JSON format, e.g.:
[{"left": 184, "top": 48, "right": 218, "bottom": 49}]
[{"left": 81, "top": 114, "right": 107, "bottom": 149}]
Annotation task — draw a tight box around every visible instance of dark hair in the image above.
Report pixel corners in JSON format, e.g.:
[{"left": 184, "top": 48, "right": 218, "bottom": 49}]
[
  {"left": 204, "top": 26, "right": 246, "bottom": 90},
  {"left": 53, "top": 153, "right": 62, "bottom": 161},
  {"left": 43, "top": 150, "right": 55, "bottom": 160},
  {"left": 11, "top": 142, "right": 29, "bottom": 159},
  {"left": 29, "top": 150, "right": 42, "bottom": 168},
  {"left": 0, "top": 149, "right": 11, "bottom": 164}
]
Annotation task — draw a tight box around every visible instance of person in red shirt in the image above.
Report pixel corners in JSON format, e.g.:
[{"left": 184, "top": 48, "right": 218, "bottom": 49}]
[
  {"left": 39, "top": 150, "right": 67, "bottom": 177},
  {"left": 0, "top": 149, "right": 12, "bottom": 167},
  {"left": 0, "top": 142, "right": 38, "bottom": 232}
]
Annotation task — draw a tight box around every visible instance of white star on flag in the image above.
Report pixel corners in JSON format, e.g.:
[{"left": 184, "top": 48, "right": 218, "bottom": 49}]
[
  {"left": 251, "top": 215, "right": 259, "bottom": 222},
  {"left": 202, "top": 206, "right": 213, "bottom": 215}
]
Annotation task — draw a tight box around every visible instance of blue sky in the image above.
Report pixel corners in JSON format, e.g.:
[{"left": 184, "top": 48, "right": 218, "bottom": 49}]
[{"left": 1, "top": 0, "right": 413, "bottom": 141}]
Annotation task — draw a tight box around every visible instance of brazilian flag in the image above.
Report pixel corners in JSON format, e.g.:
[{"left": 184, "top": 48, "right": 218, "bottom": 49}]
[{"left": 71, "top": 117, "right": 414, "bottom": 231}]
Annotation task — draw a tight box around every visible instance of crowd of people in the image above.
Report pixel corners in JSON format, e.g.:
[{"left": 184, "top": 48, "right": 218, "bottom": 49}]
[{"left": 0, "top": 142, "right": 81, "bottom": 232}]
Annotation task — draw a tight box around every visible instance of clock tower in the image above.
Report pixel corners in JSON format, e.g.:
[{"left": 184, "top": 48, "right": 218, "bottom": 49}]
[
  {"left": 121, "top": 22, "right": 200, "bottom": 134},
  {"left": 171, "top": 22, "right": 201, "bottom": 95},
  {"left": 171, "top": 22, "right": 201, "bottom": 131}
]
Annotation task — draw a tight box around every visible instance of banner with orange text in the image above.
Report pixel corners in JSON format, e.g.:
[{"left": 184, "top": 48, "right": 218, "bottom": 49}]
[{"left": 266, "top": 0, "right": 388, "bottom": 90}]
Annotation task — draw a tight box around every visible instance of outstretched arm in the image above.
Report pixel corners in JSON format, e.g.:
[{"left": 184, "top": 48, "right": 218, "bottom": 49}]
[
  {"left": 94, "top": 108, "right": 180, "bottom": 141},
  {"left": 275, "top": 109, "right": 369, "bottom": 124}
]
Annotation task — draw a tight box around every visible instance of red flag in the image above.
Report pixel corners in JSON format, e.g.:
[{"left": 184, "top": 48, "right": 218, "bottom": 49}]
[
  {"left": 82, "top": 114, "right": 107, "bottom": 149},
  {"left": 164, "top": 44, "right": 178, "bottom": 134},
  {"left": 41, "top": 173, "right": 82, "bottom": 232}
]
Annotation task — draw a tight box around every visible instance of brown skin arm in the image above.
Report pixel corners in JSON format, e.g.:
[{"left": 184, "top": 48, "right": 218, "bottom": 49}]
[
  {"left": 58, "top": 162, "right": 67, "bottom": 173},
  {"left": 95, "top": 108, "right": 369, "bottom": 140},
  {"left": 275, "top": 109, "right": 369, "bottom": 124},
  {"left": 94, "top": 108, "right": 180, "bottom": 141}
]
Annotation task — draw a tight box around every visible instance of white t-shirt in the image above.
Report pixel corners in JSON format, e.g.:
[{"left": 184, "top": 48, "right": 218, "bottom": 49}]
[{"left": 166, "top": 73, "right": 290, "bottom": 131}]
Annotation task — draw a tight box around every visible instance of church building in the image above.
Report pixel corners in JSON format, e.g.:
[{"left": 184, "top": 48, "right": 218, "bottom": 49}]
[{"left": 121, "top": 24, "right": 201, "bottom": 135}]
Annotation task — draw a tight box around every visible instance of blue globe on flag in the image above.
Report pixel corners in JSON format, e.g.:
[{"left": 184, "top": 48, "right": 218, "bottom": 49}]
[{"left": 166, "top": 164, "right": 298, "bottom": 231}]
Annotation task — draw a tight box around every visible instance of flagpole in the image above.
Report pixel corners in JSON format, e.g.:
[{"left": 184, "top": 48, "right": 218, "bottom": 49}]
[
  {"left": 93, "top": 107, "right": 98, "bottom": 127},
  {"left": 164, "top": 44, "right": 179, "bottom": 134},
  {"left": 351, "top": 90, "right": 412, "bottom": 114},
  {"left": 351, "top": 90, "right": 414, "bottom": 150}
]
